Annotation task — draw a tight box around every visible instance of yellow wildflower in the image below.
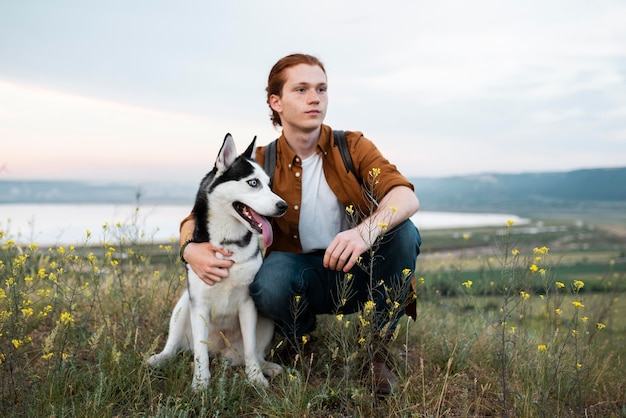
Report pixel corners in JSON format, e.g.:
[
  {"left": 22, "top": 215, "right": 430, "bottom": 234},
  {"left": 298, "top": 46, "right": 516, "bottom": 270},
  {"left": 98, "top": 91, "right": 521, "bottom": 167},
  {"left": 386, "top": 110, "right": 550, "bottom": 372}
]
[
  {"left": 538, "top": 344, "right": 547, "bottom": 351},
  {"left": 572, "top": 301, "right": 584, "bottom": 308},
  {"left": 555, "top": 282, "right": 565, "bottom": 288},
  {"left": 596, "top": 323, "right": 606, "bottom": 330},
  {"left": 555, "top": 308, "right": 562, "bottom": 315},
  {"left": 573, "top": 280, "right": 585, "bottom": 290},
  {"left": 529, "top": 264, "right": 538, "bottom": 273},
  {"left": 506, "top": 219, "right": 515, "bottom": 227},
  {"left": 462, "top": 280, "right": 473, "bottom": 289},
  {"left": 511, "top": 249, "right": 520, "bottom": 256},
  {"left": 59, "top": 312, "right": 74, "bottom": 325}
]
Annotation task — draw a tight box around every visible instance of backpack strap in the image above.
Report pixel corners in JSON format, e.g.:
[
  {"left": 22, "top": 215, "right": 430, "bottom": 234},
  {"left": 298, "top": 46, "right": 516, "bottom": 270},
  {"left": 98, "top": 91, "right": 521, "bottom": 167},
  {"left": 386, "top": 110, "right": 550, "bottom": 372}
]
[
  {"left": 333, "top": 130, "right": 356, "bottom": 176},
  {"left": 263, "top": 138, "right": 277, "bottom": 185}
]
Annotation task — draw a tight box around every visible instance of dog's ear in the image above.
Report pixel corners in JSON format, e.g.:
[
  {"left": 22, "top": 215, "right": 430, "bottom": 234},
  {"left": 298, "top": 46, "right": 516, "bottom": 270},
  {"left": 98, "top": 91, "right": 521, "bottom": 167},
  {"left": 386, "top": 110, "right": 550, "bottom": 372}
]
[
  {"left": 216, "top": 133, "right": 238, "bottom": 172},
  {"left": 243, "top": 136, "right": 257, "bottom": 159}
]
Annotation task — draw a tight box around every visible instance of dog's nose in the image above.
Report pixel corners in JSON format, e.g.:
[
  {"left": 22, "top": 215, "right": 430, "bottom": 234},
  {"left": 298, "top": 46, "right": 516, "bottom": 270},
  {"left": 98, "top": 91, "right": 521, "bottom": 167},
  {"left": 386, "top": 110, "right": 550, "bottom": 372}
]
[{"left": 276, "top": 201, "right": 288, "bottom": 214}]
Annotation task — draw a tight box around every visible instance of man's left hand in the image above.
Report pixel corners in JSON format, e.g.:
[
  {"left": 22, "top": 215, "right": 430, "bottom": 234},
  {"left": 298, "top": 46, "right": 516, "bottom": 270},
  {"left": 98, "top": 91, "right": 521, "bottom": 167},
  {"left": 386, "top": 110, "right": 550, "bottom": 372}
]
[{"left": 323, "top": 228, "right": 369, "bottom": 272}]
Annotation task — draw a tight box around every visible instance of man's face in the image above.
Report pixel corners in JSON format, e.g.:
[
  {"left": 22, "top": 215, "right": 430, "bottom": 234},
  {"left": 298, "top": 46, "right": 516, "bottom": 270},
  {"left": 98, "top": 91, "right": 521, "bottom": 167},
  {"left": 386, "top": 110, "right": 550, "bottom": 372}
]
[{"left": 270, "top": 64, "right": 328, "bottom": 133}]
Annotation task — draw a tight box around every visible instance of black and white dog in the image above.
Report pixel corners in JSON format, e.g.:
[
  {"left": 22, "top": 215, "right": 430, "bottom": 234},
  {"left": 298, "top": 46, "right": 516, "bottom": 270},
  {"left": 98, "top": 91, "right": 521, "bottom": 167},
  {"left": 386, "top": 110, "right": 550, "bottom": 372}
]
[{"left": 148, "top": 134, "right": 286, "bottom": 390}]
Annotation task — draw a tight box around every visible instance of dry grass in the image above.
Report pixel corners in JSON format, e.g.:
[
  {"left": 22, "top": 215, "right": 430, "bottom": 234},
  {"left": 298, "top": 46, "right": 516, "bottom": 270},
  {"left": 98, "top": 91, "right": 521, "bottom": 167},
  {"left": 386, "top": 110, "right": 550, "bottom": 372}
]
[{"left": 1, "top": 219, "right": 625, "bottom": 417}]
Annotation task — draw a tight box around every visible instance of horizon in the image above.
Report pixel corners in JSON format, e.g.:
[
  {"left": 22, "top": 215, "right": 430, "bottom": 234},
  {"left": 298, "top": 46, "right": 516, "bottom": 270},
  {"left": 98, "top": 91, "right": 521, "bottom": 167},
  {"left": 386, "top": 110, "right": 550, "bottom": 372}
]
[{"left": 2, "top": 164, "right": 625, "bottom": 185}]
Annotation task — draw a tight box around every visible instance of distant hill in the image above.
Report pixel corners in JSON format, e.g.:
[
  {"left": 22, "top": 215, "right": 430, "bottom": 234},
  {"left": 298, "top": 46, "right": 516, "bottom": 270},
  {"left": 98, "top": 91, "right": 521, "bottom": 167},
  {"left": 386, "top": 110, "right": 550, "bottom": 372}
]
[
  {"left": 1, "top": 167, "right": 625, "bottom": 218},
  {"left": 0, "top": 180, "right": 197, "bottom": 205},
  {"left": 409, "top": 167, "right": 626, "bottom": 217}
]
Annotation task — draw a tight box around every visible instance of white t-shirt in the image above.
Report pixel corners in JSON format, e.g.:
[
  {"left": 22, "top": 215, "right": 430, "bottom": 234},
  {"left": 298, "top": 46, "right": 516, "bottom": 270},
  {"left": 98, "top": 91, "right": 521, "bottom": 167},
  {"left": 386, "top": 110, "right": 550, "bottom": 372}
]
[{"left": 299, "top": 153, "right": 350, "bottom": 253}]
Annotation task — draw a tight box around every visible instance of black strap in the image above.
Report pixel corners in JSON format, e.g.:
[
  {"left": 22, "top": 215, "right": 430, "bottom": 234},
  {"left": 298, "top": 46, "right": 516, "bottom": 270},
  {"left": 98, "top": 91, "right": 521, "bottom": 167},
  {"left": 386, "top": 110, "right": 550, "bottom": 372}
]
[
  {"left": 263, "top": 138, "right": 277, "bottom": 185},
  {"left": 264, "top": 130, "right": 355, "bottom": 185},
  {"left": 333, "top": 130, "right": 356, "bottom": 176}
]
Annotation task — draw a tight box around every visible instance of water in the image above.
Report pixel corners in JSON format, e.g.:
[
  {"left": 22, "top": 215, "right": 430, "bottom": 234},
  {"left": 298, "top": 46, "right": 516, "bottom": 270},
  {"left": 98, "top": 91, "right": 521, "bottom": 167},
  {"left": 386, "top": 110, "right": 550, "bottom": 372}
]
[{"left": 0, "top": 203, "right": 529, "bottom": 246}]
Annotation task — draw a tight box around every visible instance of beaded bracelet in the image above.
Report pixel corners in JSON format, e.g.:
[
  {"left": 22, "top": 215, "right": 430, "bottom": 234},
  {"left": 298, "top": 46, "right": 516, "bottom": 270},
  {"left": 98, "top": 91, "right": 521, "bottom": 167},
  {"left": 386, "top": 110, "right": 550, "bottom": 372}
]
[{"left": 179, "top": 239, "right": 194, "bottom": 264}]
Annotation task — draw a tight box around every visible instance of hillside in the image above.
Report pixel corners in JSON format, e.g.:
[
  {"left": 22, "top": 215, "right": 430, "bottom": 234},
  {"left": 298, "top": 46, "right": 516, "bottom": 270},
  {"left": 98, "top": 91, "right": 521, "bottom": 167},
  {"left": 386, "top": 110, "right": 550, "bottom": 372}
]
[
  {"left": 409, "top": 167, "right": 626, "bottom": 217},
  {"left": 1, "top": 167, "right": 625, "bottom": 218},
  {"left": 0, "top": 180, "right": 196, "bottom": 205}
]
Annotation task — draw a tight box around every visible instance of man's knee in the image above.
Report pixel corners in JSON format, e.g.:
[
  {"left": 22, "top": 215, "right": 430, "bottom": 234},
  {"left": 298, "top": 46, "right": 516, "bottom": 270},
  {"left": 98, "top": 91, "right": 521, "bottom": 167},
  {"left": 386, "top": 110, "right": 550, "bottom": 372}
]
[
  {"left": 383, "top": 220, "right": 421, "bottom": 262},
  {"left": 250, "top": 252, "right": 298, "bottom": 314}
]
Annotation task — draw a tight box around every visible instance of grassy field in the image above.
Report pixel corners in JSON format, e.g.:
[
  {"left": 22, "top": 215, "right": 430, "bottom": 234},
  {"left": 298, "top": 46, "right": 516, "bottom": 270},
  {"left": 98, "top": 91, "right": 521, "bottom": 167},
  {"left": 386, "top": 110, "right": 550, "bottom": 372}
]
[{"left": 1, "top": 214, "right": 625, "bottom": 417}]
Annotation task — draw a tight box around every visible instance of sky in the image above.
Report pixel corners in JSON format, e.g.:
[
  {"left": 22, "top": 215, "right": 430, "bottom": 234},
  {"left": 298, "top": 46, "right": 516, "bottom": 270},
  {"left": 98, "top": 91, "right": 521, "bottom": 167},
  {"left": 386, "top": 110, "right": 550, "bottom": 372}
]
[{"left": 1, "top": 0, "right": 625, "bottom": 183}]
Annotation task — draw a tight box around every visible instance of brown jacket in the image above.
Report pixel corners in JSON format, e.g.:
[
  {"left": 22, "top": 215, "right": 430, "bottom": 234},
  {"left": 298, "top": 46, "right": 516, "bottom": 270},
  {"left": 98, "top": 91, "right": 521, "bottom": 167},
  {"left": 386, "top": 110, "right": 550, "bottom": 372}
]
[{"left": 255, "top": 124, "right": 414, "bottom": 254}]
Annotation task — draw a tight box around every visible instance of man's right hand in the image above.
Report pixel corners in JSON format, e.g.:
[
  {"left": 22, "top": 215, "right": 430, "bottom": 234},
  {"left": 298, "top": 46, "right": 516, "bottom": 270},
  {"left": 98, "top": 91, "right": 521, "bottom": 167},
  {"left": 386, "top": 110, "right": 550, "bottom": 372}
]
[{"left": 183, "top": 242, "right": 234, "bottom": 286}]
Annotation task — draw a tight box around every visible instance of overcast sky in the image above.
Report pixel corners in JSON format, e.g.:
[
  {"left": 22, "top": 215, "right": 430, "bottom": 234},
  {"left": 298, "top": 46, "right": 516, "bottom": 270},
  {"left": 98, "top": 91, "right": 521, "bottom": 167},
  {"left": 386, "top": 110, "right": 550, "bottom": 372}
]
[{"left": 1, "top": 0, "right": 625, "bottom": 183}]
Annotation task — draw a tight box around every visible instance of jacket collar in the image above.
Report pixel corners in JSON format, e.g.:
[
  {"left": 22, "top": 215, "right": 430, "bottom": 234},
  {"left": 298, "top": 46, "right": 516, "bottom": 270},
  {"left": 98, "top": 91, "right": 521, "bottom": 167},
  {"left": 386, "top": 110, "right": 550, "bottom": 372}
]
[{"left": 277, "top": 124, "right": 333, "bottom": 162}]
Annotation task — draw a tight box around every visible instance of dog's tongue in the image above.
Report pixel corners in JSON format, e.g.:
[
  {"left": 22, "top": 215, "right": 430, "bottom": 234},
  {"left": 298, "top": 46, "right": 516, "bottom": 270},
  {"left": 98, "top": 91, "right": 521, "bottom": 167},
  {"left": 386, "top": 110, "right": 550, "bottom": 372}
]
[{"left": 248, "top": 208, "right": 274, "bottom": 248}]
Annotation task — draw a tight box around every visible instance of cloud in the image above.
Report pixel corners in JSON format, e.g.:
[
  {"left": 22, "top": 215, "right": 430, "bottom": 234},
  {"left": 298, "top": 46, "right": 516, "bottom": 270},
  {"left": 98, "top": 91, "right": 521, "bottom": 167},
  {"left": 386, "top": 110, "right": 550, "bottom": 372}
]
[{"left": 0, "top": 80, "right": 273, "bottom": 181}]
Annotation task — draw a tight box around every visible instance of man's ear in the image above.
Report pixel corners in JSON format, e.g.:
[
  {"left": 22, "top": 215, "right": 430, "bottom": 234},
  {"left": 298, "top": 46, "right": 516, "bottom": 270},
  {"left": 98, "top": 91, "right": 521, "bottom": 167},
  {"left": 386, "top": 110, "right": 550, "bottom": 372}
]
[{"left": 269, "top": 94, "right": 282, "bottom": 113}]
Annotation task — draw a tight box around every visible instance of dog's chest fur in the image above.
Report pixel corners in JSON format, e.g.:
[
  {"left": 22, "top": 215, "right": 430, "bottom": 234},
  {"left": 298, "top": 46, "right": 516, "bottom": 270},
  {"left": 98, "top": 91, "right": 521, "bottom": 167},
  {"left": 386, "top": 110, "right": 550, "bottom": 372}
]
[{"left": 187, "top": 226, "right": 262, "bottom": 316}]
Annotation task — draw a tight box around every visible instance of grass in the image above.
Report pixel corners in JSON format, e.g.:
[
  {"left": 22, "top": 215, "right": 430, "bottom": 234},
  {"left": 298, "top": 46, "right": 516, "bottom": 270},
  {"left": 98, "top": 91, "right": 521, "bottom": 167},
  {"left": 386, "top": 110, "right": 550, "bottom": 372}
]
[{"left": 1, "top": 212, "right": 625, "bottom": 417}]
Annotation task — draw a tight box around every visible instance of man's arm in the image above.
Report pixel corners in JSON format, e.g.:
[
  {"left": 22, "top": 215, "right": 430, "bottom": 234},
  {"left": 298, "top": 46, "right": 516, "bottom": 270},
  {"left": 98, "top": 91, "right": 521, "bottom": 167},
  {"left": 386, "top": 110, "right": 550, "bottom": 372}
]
[
  {"left": 180, "top": 217, "right": 234, "bottom": 286},
  {"left": 324, "top": 185, "right": 419, "bottom": 272}
]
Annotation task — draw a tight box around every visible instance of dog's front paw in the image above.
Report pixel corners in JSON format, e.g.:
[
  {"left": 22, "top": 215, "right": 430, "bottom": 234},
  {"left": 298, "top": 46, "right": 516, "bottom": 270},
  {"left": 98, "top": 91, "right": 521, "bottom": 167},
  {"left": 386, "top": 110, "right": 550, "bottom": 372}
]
[
  {"left": 147, "top": 354, "right": 161, "bottom": 368},
  {"left": 261, "top": 361, "right": 283, "bottom": 377},
  {"left": 248, "top": 371, "right": 270, "bottom": 387},
  {"left": 191, "top": 376, "right": 210, "bottom": 391},
  {"left": 246, "top": 365, "right": 270, "bottom": 387}
]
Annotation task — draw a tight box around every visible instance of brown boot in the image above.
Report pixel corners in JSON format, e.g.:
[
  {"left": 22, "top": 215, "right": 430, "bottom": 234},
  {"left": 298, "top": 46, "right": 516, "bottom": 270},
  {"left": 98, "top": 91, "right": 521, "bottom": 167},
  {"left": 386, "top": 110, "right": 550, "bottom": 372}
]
[
  {"left": 371, "top": 335, "right": 399, "bottom": 395},
  {"left": 372, "top": 358, "right": 399, "bottom": 395}
]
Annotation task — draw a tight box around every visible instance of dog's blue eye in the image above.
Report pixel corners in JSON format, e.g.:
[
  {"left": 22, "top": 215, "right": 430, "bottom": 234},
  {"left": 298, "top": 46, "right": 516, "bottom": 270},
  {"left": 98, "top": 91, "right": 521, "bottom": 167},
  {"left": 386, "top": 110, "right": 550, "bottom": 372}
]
[{"left": 247, "top": 179, "right": 259, "bottom": 188}]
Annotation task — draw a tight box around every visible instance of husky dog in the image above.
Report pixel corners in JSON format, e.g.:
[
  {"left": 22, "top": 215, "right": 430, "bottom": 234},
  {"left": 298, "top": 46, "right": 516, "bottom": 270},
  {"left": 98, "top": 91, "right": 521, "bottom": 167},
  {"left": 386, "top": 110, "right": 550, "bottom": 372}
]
[{"left": 148, "top": 134, "right": 287, "bottom": 390}]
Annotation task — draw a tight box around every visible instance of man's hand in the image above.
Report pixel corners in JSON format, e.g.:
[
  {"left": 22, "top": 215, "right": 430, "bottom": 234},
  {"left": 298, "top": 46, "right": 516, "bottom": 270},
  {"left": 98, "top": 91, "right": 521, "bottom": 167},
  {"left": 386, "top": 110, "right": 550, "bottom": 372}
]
[
  {"left": 323, "top": 228, "right": 369, "bottom": 272},
  {"left": 183, "top": 242, "right": 234, "bottom": 286}
]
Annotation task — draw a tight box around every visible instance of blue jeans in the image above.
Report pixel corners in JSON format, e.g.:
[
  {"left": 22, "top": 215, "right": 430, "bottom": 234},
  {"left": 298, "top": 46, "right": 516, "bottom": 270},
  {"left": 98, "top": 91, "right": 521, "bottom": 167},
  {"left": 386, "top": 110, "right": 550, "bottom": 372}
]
[{"left": 250, "top": 219, "right": 421, "bottom": 340}]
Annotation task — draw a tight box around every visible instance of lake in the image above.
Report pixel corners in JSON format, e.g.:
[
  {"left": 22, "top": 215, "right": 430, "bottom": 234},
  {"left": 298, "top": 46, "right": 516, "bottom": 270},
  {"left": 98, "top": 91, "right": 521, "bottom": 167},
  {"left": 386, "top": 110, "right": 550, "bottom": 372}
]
[{"left": 0, "top": 204, "right": 529, "bottom": 246}]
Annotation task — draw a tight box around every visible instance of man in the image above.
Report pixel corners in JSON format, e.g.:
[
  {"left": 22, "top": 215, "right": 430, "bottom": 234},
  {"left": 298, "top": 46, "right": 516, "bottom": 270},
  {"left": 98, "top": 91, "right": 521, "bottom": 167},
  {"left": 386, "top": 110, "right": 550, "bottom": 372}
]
[{"left": 180, "top": 53, "right": 421, "bottom": 395}]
